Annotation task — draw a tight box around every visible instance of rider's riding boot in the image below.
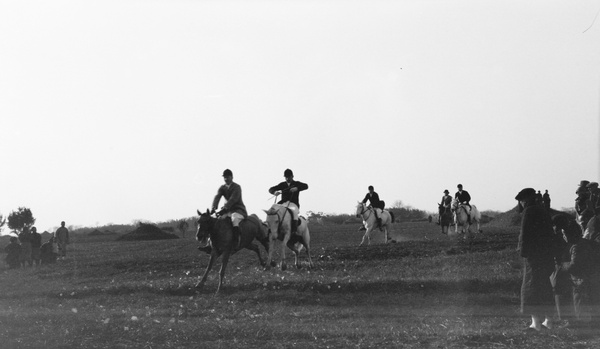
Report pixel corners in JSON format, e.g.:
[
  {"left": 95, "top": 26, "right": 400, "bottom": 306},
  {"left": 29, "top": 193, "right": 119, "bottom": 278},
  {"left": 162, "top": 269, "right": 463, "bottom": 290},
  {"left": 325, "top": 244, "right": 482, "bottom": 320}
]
[
  {"left": 233, "top": 226, "right": 242, "bottom": 250},
  {"left": 291, "top": 219, "right": 298, "bottom": 234},
  {"left": 467, "top": 214, "right": 472, "bottom": 225}
]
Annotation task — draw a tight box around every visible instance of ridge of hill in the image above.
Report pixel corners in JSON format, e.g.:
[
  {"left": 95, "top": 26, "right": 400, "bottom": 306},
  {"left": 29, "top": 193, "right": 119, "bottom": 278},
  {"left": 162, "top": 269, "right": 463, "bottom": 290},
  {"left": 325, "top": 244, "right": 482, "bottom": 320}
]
[{"left": 116, "top": 223, "right": 179, "bottom": 241}]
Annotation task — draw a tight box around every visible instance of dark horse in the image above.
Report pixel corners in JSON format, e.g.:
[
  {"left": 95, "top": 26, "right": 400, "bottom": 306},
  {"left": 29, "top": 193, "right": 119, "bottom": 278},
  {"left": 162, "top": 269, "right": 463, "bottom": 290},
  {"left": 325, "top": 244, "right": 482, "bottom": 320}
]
[
  {"left": 438, "top": 203, "right": 452, "bottom": 235},
  {"left": 195, "top": 209, "right": 269, "bottom": 295}
]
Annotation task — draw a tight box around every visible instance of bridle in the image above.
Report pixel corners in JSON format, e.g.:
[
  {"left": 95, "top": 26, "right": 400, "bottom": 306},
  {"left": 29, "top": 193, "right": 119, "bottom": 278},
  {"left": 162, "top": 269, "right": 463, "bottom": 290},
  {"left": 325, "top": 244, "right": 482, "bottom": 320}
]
[{"left": 357, "top": 203, "right": 373, "bottom": 220}]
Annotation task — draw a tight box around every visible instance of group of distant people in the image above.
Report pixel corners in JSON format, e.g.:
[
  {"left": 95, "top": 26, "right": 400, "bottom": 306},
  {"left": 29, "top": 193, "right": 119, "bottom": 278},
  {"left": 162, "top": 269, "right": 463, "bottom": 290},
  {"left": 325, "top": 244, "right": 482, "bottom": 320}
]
[
  {"left": 4, "top": 221, "right": 70, "bottom": 269},
  {"left": 437, "top": 184, "right": 473, "bottom": 223},
  {"left": 516, "top": 180, "right": 600, "bottom": 332}
]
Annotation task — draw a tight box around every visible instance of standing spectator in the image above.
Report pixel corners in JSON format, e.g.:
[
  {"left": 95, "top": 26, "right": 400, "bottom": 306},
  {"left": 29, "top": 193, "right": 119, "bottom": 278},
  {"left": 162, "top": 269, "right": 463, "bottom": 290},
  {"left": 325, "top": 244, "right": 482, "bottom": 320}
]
[
  {"left": 54, "top": 221, "right": 70, "bottom": 258},
  {"left": 587, "top": 182, "right": 600, "bottom": 215},
  {"left": 18, "top": 227, "right": 33, "bottom": 267},
  {"left": 516, "top": 188, "right": 556, "bottom": 331},
  {"left": 40, "top": 237, "right": 58, "bottom": 265},
  {"left": 557, "top": 214, "right": 600, "bottom": 327},
  {"left": 30, "top": 227, "right": 42, "bottom": 266},
  {"left": 550, "top": 214, "right": 579, "bottom": 323},
  {"left": 543, "top": 190, "right": 551, "bottom": 211},
  {"left": 4, "top": 237, "right": 22, "bottom": 269},
  {"left": 576, "top": 180, "right": 593, "bottom": 231}
]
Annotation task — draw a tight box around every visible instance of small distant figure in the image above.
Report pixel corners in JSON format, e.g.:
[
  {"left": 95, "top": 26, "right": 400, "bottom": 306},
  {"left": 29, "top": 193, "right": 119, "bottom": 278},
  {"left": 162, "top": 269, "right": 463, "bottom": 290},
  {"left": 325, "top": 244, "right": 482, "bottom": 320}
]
[
  {"left": 54, "top": 221, "right": 70, "bottom": 258},
  {"left": 4, "top": 237, "right": 22, "bottom": 269},
  {"left": 543, "top": 190, "right": 551, "bottom": 211},
  {"left": 536, "top": 191, "right": 543, "bottom": 206},
  {"left": 455, "top": 184, "right": 472, "bottom": 224},
  {"left": 361, "top": 185, "right": 384, "bottom": 227},
  {"left": 30, "top": 227, "right": 42, "bottom": 266},
  {"left": 428, "top": 215, "right": 432, "bottom": 223},
  {"left": 40, "top": 237, "right": 58, "bottom": 265},
  {"left": 439, "top": 189, "right": 452, "bottom": 225},
  {"left": 18, "top": 227, "right": 33, "bottom": 267}
]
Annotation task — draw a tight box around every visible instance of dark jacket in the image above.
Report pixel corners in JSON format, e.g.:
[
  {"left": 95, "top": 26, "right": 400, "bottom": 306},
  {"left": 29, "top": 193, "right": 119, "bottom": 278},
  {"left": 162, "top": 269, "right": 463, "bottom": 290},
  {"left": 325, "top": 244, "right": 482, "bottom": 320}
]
[
  {"left": 518, "top": 204, "right": 555, "bottom": 260},
  {"left": 30, "top": 232, "right": 42, "bottom": 249},
  {"left": 454, "top": 190, "right": 471, "bottom": 204},
  {"left": 362, "top": 192, "right": 384, "bottom": 210},
  {"left": 562, "top": 238, "right": 598, "bottom": 279},
  {"left": 212, "top": 182, "right": 247, "bottom": 217},
  {"left": 518, "top": 203, "right": 556, "bottom": 314},
  {"left": 4, "top": 242, "right": 21, "bottom": 267},
  {"left": 440, "top": 195, "right": 452, "bottom": 208},
  {"left": 269, "top": 180, "right": 308, "bottom": 207}
]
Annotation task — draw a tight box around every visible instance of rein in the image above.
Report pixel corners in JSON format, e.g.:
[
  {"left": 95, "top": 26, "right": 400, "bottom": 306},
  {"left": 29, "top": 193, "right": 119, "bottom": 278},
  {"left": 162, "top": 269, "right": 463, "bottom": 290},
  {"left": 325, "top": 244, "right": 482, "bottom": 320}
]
[{"left": 358, "top": 204, "right": 373, "bottom": 220}]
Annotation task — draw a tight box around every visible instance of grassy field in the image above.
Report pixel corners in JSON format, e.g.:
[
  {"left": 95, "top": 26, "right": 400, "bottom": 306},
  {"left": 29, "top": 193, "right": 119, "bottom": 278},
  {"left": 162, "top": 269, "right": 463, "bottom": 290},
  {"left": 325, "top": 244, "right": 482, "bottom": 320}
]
[{"left": 1, "top": 221, "right": 599, "bottom": 348}]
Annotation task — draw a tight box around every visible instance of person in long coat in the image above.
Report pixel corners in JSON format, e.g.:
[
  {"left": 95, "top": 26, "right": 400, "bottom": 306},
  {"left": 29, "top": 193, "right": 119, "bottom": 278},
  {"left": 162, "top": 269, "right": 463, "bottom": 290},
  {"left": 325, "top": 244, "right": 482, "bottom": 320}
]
[{"left": 516, "top": 188, "right": 556, "bottom": 331}]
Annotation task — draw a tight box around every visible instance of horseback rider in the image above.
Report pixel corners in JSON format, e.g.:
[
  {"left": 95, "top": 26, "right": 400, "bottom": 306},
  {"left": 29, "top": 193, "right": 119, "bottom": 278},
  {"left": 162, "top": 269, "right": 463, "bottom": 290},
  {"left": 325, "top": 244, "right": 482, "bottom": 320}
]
[
  {"left": 438, "top": 189, "right": 452, "bottom": 224},
  {"left": 455, "top": 184, "right": 472, "bottom": 224},
  {"left": 362, "top": 185, "right": 384, "bottom": 227},
  {"left": 211, "top": 169, "right": 247, "bottom": 250},
  {"left": 268, "top": 169, "right": 309, "bottom": 234}
]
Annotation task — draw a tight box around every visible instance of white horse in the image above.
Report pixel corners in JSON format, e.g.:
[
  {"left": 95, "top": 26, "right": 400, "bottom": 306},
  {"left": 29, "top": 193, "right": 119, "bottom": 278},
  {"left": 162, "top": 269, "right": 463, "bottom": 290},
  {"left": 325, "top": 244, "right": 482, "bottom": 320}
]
[
  {"left": 451, "top": 198, "right": 482, "bottom": 240},
  {"left": 263, "top": 203, "right": 314, "bottom": 271},
  {"left": 356, "top": 202, "right": 395, "bottom": 246}
]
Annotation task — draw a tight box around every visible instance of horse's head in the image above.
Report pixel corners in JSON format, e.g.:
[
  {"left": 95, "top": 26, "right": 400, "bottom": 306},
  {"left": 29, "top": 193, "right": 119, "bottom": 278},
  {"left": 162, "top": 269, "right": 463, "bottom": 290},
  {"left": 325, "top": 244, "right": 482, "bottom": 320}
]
[
  {"left": 356, "top": 202, "right": 367, "bottom": 217},
  {"left": 451, "top": 198, "right": 460, "bottom": 211},
  {"left": 196, "top": 209, "right": 216, "bottom": 245},
  {"left": 263, "top": 204, "right": 286, "bottom": 236}
]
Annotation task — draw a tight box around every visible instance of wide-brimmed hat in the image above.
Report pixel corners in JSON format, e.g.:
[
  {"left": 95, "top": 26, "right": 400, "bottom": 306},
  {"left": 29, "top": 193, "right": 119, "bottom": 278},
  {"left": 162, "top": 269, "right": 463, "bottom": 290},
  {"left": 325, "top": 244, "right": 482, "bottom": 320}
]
[
  {"left": 515, "top": 188, "right": 536, "bottom": 201},
  {"left": 443, "top": 189, "right": 449, "bottom": 194},
  {"left": 284, "top": 169, "right": 294, "bottom": 177},
  {"left": 587, "top": 182, "right": 599, "bottom": 189},
  {"left": 222, "top": 169, "right": 233, "bottom": 177},
  {"left": 579, "top": 180, "right": 590, "bottom": 187}
]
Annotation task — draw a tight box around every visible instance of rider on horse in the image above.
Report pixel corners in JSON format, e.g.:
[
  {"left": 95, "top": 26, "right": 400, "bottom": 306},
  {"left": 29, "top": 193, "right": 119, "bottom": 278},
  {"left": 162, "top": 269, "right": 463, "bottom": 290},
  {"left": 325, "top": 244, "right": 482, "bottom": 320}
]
[
  {"left": 455, "top": 184, "right": 472, "bottom": 224},
  {"left": 362, "top": 185, "right": 384, "bottom": 227},
  {"left": 212, "top": 169, "right": 247, "bottom": 250},
  {"left": 439, "top": 189, "right": 452, "bottom": 224},
  {"left": 268, "top": 169, "right": 309, "bottom": 234}
]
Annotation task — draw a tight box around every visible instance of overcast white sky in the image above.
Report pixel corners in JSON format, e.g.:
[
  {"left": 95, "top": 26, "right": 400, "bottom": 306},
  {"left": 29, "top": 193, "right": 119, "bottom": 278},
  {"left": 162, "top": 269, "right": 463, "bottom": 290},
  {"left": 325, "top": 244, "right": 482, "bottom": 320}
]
[{"left": 1, "top": 0, "right": 599, "bottom": 233}]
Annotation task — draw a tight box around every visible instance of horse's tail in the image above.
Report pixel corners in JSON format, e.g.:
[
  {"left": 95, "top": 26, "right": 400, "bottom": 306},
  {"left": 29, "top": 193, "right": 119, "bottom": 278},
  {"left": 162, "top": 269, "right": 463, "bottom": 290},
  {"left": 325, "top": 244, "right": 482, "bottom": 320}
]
[{"left": 389, "top": 211, "right": 395, "bottom": 224}]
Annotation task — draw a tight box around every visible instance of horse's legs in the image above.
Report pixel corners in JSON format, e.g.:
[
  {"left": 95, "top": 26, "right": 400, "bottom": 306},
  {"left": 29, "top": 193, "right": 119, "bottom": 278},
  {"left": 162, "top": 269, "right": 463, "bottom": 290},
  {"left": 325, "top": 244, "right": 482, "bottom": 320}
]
[
  {"left": 196, "top": 252, "right": 218, "bottom": 289},
  {"left": 280, "top": 233, "right": 290, "bottom": 271},
  {"left": 302, "top": 228, "right": 314, "bottom": 269},
  {"left": 360, "top": 224, "right": 374, "bottom": 246},
  {"left": 305, "top": 244, "right": 314, "bottom": 269},
  {"left": 264, "top": 236, "right": 276, "bottom": 270},
  {"left": 216, "top": 251, "right": 231, "bottom": 295},
  {"left": 246, "top": 242, "right": 265, "bottom": 267}
]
